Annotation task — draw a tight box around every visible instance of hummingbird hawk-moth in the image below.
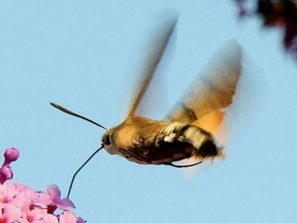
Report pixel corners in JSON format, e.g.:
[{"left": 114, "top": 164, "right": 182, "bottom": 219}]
[{"left": 51, "top": 18, "right": 242, "bottom": 169}]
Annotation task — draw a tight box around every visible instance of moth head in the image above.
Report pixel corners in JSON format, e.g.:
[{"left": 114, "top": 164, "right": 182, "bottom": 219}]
[
  {"left": 50, "top": 102, "right": 110, "bottom": 198},
  {"left": 101, "top": 129, "right": 118, "bottom": 155},
  {"left": 101, "top": 129, "right": 113, "bottom": 146}
]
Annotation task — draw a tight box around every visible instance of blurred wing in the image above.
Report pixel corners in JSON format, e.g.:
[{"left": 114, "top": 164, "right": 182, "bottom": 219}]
[
  {"left": 166, "top": 40, "right": 242, "bottom": 133},
  {"left": 192, "top": 110, "right": 225, "bottom": 133},
  {"left": 127, "top": 17, "right": 177, "bottom": 117}
]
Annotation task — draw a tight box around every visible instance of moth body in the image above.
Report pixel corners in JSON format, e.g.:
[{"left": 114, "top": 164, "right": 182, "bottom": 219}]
[
  {"left": 102, "top": 116, "right": 221, "bottom": 165},
  {"left": 51, "top": 19, "right": 242, "bottom": 168}
]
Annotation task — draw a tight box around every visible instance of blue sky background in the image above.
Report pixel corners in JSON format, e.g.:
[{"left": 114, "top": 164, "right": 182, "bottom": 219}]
[{"left": 1, "top": 1, "right": 297, "bottom": 222}]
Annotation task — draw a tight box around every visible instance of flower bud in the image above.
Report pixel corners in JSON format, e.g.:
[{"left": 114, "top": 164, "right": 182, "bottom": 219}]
[
  {"left": 4, "top": 147, "right": 20, "bottom": 164},
  {"left": 0, "top": 165, "right": 13, "bottom": 183}
]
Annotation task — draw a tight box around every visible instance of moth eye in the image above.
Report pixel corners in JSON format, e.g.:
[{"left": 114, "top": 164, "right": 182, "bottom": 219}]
[
  {"left": 102, "top": 132, "right": 111, "bottom": 145},
  {"left": 106, "top": 137, "right": 111, "bottom": 145}
]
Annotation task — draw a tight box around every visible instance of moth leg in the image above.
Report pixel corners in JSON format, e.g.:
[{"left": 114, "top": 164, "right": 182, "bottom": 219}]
[{"left": 165, "top": 161, "right": 203, "bottom": 168}]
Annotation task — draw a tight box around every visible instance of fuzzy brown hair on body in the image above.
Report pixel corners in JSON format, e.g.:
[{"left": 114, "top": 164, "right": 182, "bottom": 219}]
[{"left": 102, "top": 116, "right": 220, "bottom": 165}]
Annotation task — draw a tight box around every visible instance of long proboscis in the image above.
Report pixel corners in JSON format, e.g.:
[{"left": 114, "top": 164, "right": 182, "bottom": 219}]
[
  {"left": 67, "top": 146, "right": 104, "bottom": 198},
  {"left": 50, "top": 102, "right": 107, "bottom": 130}
]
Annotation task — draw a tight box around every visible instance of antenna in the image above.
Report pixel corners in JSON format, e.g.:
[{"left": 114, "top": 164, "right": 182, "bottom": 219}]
[{"left": 50, "top": 102, "right": 107, "bottom": 130}]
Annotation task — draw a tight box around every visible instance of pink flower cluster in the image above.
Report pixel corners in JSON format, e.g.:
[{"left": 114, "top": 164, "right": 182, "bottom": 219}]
[{"left": 0, "top": 147, "right": 86, "bottom": 223}]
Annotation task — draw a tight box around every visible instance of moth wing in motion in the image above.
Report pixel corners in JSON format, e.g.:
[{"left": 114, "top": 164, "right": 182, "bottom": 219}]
[
  {"left": 166, "top": 40, "right": 242, "bottom": 131},
  {"left": 127, "top": 17, "right": 177, "bottom": 118},
  {"left": 163, "top": 41, "right": 242, "bottom": 165},
  {"left": 104, "top": 25, "right": 242, "bottom": 166}
]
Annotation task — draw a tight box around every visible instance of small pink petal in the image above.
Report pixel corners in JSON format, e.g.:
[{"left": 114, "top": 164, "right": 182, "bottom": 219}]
[
  {"left": 57, "top": 198, "right": 75, "bottom": 210},
  {"left": 59, "top": 211, "right": 77, "bottom": 223},
  {"left": 11, "top": 183, "right": 36, "bottom": 207},
  {"left": 0, "top": 182, "right": 18, "bottom": 203},
  {"left": 47, "top": 184, "right": 61, "bottom": 200},
  {"left": 3, "top": 204, "right": 22, "bottom": 222},
  {"left": 34, "top": 192, "right": 53, "bottom": 208},
  {"left": 41, "top": 213, "right": 59, "bottom": 223},
  {"left": 24, "top": 206, "right": 46, "bottom": 222},
  {"left": 47, "top": 184, "right": 75, "bottom": 210},
  {"left": 77, "top": 216, "right": 87, "bottom": 223}
]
